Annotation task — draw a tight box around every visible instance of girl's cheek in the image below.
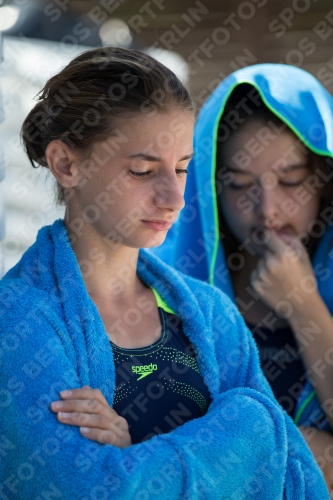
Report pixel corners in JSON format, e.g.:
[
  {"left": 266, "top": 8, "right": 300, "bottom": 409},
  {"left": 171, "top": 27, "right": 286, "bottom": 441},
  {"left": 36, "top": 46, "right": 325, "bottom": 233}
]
[{"left": 221, "top": 190, "right": 240, "bottom": 207}]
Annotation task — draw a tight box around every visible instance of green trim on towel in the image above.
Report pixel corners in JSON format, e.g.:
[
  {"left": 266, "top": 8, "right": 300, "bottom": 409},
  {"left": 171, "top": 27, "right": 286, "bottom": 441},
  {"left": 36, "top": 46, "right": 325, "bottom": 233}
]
[
  {"left": 294, "top": 390, "right": 316, "bottom": 425},
  {"left": 209, "top": 81, "right": 333, "bottom": 286},
  {"left": 151, "top": 287, "right": 175, "bottom": 315}
]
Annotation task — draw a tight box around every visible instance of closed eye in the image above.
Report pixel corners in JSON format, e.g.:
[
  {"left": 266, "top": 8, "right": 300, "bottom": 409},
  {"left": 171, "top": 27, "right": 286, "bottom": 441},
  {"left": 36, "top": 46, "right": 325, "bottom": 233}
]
[
  {"left": 227, "top": 172, "right": 254, "bottom": 189},
  {"left": 176, "top": 168, "right": 189, "bottom": 176},
  {"left": 228, "top": 180, "right": 305, "bottom": 189},
  {"left": 279, "top": 180, "right": 304, "bottom": 187},
  {"left": 129, "top": 168, "right": 189, "bottom": 178},
  {"left": 129, "top": 170, "right": 151, "bottom": 178},
  {"left": 228, "top": 182, "right": 254, "bottom": 189}
]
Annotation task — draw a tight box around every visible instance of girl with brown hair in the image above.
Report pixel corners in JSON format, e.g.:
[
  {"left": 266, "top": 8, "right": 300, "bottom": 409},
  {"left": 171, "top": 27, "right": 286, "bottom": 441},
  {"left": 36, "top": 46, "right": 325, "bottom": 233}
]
[{"left": 0, "top": 51, "right": 328, "bottom": 498}]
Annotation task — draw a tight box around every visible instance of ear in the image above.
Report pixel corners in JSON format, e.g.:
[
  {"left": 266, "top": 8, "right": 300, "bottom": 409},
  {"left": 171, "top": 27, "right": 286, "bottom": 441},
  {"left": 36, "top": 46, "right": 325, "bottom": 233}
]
[{"left": 45, "top": 140, "right": 81, "bottom": 189}]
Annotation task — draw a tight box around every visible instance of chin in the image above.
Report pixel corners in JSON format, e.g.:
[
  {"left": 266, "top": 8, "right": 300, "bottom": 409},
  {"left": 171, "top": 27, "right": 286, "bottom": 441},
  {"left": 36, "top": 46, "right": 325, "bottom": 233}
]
[
  {"left": 135, "top": 232, "right": 167, "bottom": 249},
  {"left": 245, "top": 239, "right": 266, "bottom": 257},
  {"left": 145, "top": 235, "right": 167, "bottom": 248}
]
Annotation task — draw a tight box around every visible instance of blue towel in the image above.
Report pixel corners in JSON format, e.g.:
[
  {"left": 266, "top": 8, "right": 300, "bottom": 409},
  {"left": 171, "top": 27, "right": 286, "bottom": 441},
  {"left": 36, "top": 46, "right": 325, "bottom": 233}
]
[
  {"left": 151, "top": 63, "right": 333, "bottom": 431},
  {"left": 0, "top": 219, "right": 329, "bottom": 498}
]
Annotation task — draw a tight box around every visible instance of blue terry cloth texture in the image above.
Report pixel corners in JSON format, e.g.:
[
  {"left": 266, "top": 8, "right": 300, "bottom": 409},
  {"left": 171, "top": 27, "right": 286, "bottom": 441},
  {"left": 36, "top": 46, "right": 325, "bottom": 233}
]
[
  {"left": 0, "top": 219, "right": 329, "bottom": 499},
  {"left": 151, "top": 63, "right": 333, "bottom": 431}
]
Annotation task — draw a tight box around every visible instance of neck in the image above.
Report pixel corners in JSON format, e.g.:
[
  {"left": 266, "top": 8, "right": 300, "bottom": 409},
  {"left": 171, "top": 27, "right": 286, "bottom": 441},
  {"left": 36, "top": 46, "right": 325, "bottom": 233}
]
[{"left": 64, "top": 213, "right": 144, "bottom": 305}]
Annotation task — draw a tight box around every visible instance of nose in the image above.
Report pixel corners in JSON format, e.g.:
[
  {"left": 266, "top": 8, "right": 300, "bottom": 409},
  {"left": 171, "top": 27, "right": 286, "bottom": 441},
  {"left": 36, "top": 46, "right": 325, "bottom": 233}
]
[
  {"left": 254, "top": 185, "right": 281, "bottom": 225},
  {"left": 153, "top": 172, "right": 185, "bottom": 212}
]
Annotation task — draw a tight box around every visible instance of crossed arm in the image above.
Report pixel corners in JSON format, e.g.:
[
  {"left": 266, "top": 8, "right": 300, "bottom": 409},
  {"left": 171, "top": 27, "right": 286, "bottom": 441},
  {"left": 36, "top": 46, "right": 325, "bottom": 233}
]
[{"left": 0, "top": 306, "right": 329, "bottom": 499}]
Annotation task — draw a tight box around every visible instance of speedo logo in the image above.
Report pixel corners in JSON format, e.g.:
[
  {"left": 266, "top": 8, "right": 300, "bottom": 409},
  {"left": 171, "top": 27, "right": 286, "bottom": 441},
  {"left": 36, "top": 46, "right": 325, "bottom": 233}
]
[{"left": 132, "top": 363, "right": 158, "bottom": 381}]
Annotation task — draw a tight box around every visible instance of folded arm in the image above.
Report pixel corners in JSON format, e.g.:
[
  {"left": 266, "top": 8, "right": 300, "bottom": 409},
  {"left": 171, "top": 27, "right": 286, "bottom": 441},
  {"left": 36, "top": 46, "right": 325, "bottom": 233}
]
[{"left": 0, "top": 311, "right": 299, "bottom": 500}]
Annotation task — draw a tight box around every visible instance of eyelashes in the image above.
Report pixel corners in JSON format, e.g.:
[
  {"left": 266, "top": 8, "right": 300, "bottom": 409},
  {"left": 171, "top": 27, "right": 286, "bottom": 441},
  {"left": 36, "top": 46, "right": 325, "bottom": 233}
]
[
  {"left": 129, "top": 169, "right": 188, "bottom": 178},
  {"left": 279, "top": 181, "right": 304, "bottom": 187},
  {"left": 228, "top": 180, "right": 304, "bottom": 190},
  {"left": 129, "top": 171, "right": 150, "bottom": 178}
]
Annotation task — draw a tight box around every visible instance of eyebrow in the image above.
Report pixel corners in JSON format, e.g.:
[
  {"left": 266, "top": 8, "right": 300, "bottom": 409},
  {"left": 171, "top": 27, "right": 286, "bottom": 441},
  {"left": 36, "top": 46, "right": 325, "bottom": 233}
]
[
  {"left": 279, "top": 164, "right": 309, "bottom": 173},
  {"left": 126, "top": 151, "right": 194, "bottom": 162}
]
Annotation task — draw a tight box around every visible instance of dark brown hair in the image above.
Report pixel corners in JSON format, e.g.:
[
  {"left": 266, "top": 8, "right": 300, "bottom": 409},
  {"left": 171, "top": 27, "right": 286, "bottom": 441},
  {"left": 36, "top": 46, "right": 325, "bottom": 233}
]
[{"left": 21, "top": 46, "right": 195, "bottom": 205}]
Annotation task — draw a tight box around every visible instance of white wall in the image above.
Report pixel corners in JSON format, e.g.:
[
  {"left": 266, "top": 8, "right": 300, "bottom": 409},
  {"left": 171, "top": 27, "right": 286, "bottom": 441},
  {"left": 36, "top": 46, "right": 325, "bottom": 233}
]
[{"left": 0, "top": 36, "right": 85, "bottom": 274}]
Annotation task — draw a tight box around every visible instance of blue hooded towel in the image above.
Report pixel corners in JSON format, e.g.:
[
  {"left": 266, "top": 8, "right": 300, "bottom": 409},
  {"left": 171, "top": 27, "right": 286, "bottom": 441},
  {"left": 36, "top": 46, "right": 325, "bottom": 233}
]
[
  {"left": 0, "top": 219, "right": 329, "bottom": 498},
  {"left": 150, "top": 63, "right": 333, "bottom": 432}
]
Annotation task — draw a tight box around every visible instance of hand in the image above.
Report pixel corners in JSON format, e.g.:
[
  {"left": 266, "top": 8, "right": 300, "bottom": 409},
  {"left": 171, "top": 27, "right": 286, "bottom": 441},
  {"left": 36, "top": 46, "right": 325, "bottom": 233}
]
[
  {"left": 50, "top": 385, "right": 132, "bottom": 448},
  {"left": 250, "top": 230, "right": 319, "bottom": 316},
  {"left": 299, "top": 426, "right": 333, "bottom": 498}
]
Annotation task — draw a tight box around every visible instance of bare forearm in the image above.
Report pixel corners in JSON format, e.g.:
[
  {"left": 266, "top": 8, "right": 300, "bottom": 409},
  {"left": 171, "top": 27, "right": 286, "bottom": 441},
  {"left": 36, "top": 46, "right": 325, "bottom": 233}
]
[{"left": 299, "top": 426, "right": 333, "bottom": 497}]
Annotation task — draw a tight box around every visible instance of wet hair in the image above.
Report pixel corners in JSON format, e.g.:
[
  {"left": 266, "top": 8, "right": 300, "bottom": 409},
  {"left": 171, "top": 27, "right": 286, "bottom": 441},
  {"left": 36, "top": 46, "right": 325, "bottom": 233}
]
[
  {"left": 21, "top": 46, "right": 195, "bottom": 205},
  {"left": 216, "top": 83, "right": 333, "bottom": 260}
]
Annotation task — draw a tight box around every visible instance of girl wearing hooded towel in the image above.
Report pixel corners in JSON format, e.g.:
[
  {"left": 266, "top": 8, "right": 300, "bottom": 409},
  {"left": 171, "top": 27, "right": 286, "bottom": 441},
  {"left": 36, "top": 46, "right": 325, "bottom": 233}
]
[
  {"left": 152, "top": 63, "right": 333, "bottom": 493},
  {"left": 0, "top": 51, "right": 329, "bottom": 499}
]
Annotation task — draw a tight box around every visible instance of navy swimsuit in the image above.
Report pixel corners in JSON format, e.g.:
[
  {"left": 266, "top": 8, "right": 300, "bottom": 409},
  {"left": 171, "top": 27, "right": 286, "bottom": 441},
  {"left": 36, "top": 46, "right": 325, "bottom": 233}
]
[{"left": 111, "top": 306, "right": 211, "bottom": 444}]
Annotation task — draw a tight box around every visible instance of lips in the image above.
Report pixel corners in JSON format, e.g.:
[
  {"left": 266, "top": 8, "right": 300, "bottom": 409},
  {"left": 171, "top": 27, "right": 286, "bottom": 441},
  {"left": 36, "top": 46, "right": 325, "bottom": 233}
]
[
  {"left": 142, "top": 219, "right": 175, "bottom": 231},
  {"left": 275, "top": 227, "right": 291, "bottom": 236},
  {"left": 252, "top": 225, "right": 293, "bottom": 244},
  {"left": 274, "top": 227, "right": 294, "bottom": 243}
]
